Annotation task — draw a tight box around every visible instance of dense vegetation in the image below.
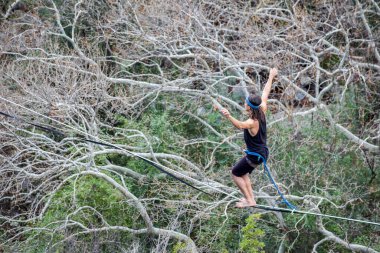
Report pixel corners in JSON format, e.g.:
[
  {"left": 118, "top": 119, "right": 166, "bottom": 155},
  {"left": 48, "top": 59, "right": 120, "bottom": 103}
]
[{"left": 0, "top": 0, "right": 379, "bottom": 252}]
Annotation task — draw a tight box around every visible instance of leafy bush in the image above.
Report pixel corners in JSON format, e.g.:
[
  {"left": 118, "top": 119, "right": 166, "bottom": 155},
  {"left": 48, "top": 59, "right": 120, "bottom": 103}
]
[{"left": 239, "top": 213, "right": 265, "bottom": 253}]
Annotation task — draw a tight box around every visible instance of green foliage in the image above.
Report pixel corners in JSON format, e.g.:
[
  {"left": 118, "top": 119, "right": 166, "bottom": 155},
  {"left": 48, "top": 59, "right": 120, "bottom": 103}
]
[
  {"left": 172, "top": 242, "right": 186, "bottom": 253},
  {"left": 94, "top": 154, "right": 108, "bottom": 165},
  {"left": 21, "top": 174, "right": 142, "bottom": 252},
  {"left": 121, "top": 60, "right": 161, "bottom": 76},
  {"left": 185, "top": 209, "right": 242, "bottom": 252},
  {"left": 338, "top": 85, "right": 378, "bottom": 134},
  {"left": 239, "top": 214, "right": 265, "bottom": 253},
  {"left": 266, "top": 102, "right": 380, "bottom": 250},
  {"left": 353, "top": 235, "right": 380, "bottom": 251},
  {"left": 320, "top": 54, "right": 340, "bottom": 70},
  {"left": 2, "top": 0, "right": 379, "bottom": 252}
]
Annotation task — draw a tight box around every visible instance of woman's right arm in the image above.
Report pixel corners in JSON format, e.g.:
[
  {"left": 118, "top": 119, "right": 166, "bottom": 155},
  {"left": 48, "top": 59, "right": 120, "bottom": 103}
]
[{"left": 220, "top": 108, "right": 255, "bottom": 130}]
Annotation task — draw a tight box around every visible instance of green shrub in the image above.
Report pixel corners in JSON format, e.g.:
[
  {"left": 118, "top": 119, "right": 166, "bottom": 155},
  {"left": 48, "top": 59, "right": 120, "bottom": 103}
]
[{"left": 239, "top": 213, "right": 265, "bottom": 253}]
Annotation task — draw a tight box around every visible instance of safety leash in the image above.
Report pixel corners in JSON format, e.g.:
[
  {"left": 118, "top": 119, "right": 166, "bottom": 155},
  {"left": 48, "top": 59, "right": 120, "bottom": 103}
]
[{"left": 245, "top": 150, "right": 297, "bottom": 210}]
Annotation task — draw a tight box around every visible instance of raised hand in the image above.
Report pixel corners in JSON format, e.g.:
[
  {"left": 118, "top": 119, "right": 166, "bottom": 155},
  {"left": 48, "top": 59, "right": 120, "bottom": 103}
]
[{"left": 269, "top": 68, "right": 278, "bottom": 78}]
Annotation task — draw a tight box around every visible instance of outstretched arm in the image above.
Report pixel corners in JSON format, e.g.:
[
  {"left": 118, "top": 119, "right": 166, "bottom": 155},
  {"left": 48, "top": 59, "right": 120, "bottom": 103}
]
[
  {"left": 261, "top": 68, "right": 278, "bottom": 113},
  {"left": 220, "top": 108, "right": 255, "bottom": 130}
]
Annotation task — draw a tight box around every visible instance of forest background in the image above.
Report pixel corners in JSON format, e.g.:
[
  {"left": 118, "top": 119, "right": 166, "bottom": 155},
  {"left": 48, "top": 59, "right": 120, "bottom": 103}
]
[{"left": 0, "top": 0, "right": 379, "bottom": 252}]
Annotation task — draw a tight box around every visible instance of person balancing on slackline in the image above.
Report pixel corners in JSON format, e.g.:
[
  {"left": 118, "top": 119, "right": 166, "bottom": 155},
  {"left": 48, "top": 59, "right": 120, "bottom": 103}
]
[{"left": 220, "top": 68, "right": 278, "bottom": 208}]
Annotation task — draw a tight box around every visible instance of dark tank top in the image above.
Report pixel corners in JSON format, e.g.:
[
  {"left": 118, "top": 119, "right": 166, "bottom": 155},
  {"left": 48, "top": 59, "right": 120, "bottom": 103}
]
[{"left": 244, "top": 117, "right": 269, "bottom": 161}]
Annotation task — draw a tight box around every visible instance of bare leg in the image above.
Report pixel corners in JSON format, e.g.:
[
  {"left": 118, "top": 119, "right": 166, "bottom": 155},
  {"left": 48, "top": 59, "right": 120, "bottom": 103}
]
[
  {"left": 232, "top": 173, "right": 256, "bottom": 207},
  {"left": 232, "top": 174, "right": 251, "bottom": 200},
  {"left": 242, "top": 174, "right": 256, "bottom": 206}
]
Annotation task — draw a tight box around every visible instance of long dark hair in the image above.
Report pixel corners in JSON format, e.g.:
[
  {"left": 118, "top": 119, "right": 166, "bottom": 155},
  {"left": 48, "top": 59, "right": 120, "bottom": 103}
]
[{"left": 246, "top": 95, "right": 266, "bottom": 122}]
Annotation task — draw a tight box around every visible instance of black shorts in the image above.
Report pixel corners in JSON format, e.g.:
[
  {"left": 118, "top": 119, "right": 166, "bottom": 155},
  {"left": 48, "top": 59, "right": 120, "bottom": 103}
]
[{"left": 231, "top": 156, "right": 263, "bottom": 177}]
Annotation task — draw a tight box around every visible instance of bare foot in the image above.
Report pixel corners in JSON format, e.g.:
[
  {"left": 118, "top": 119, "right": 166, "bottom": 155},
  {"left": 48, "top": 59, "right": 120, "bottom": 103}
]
[
  {"left": 235, "top": 200, "right": 256, "bottom": 208},
  {"left": 240, "top": 198, "right": 247, "bottom": 203},
  {"left": 235, "top": 201, "right": 246, "bottom": 208},
  {"left": 247, "top": 199, "right": 256, "bottom": 206}
]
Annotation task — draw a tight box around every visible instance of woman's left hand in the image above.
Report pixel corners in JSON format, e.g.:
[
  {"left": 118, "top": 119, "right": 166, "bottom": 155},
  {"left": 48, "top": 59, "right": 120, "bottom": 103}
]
[{"left": 269, "top": 68, "right": 278, "bottom": 78}]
